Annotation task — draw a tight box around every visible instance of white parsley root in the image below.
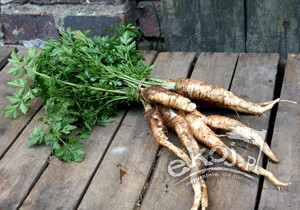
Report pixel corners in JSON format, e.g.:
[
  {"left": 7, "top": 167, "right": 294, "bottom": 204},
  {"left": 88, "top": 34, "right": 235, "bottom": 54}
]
[
  {"left": 143, "top": 104, "right": 191, "bottom": 166},
  {"left": 158, "top": 105, "right": 208, "bottom": 210},
  {"left": 143, "top": 86, "right": 196, "bottom": 112},
  {"left": 175, "top": 78, "right": 295, "bottom": 115}
]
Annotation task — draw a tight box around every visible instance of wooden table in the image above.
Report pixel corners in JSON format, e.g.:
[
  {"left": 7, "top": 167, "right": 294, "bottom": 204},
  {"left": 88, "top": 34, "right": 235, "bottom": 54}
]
[{"left": 0, "top": 47, "right": 299, "bottom": 210}]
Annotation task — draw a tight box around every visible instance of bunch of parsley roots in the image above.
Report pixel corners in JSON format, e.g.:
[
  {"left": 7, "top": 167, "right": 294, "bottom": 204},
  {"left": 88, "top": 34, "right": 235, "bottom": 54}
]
[{"left": 6, "top": 23, "right": 291, "bottom": 210}]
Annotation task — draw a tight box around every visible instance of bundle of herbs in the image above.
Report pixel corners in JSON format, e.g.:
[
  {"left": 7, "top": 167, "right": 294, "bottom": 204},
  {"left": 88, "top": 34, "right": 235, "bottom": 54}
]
[
  {"left": 6, "top": 22, "right": 292, "bottom": 209},
  {"left": 6, "top": 23, "right": 163, "bottom": 162}
]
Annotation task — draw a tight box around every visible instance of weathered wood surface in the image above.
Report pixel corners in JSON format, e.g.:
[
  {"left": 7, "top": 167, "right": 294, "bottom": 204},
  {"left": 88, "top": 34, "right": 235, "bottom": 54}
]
[
  {"left": 20, "top": 110, "right": 127, "bottom": 209},
  {"left": 259, "top": 53, "right": 300, "bottom": 209},
  {"left": 246, "top": 0, "right": 300, "bottom": 58},
  {"left": 19, "top": 51, "right": 157, "bottom": 209},
  {"left": 0, "top": 48, "right": 41, "bottom": 159},
  {"left": 140, "top": 50, "right": 158, "bottom": 65},
  {"left": 140, "top": 52, "right": 238, "bottom": 210},
  {"left": 0, "top": 110, "right": 50, "bottom": 209},
  {"left": 0, "top": 46, "right": 14, "bottom": 70},
  {"left": 78, "top": 52, "right": 195, "bottom": 209},
  {"left": 190, "top": 52, "right": 238, "bottom": 89},
  {"left": 161, "top": 0, "right": 245, "bottom": 53},
  {"left": 0, "top": 47, "right": 298, "bottom": 209},
  {"left": 205, "top": 53, "right": 280, "bottom": 209}
]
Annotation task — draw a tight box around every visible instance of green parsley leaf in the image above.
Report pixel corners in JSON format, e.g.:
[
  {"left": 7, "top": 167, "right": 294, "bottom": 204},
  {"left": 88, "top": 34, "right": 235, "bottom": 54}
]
[{"left": 26, "top": 127, "right": 45, "bottom": 146}]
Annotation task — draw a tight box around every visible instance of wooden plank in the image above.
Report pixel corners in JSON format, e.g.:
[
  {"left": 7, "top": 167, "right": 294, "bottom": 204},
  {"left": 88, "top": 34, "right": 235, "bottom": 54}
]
[
  {"left": 0, "top": 46, "right": 15, "bottom": 70},
  {"left": 205, "top": 53, "right": 279, "bottom": 209},
  {"left": 140, "top": 52, "right": 238, "bottom": 210},
  {"left": 259, "top": 53, "right": 300, "bottom": 209},
  {"left": 77, "top": 52, "right": 196, "bottom": 210},
  {"left": 140, "top": 50, "right": 158, "bottom": 65},
  {"left": 161, "top": 0, "right": 245, "bottom": 53},
  {"left": 0, "top": 50, "right": 157, "bottom": 209},
  {"left": 191, "top": 52, "right": 238, "bottom": 88},
  {"left": 19, "top": 51, "right": 157, "bottom": 209},
  {"left": 0, "top": 110, "right": 51, "bottom": 209},
  {"left": 246, "top": 0, "right": 300, "bottom": 58},
  {"left": 20, "top": 110, "right": 126, "bottom": 209},
  {"left": 0, "top": 48, "right": 41, "bottom": 159}
]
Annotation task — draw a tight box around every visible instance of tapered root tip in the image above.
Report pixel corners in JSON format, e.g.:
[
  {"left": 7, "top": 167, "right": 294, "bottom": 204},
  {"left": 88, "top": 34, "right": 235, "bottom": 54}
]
[
  {"left": 262, "top": 168, "right": 292, "bottom": 186},
  {"left": 271, "top": 156, "right": 279, "bottom": 163},
  {"left": 186, "top": 103, "right": 197, "bottom": 112},
  {"left": 276, "top": 181, "right": 292, "bottom": 187},
  {"left": 255, "top": 98, "right": 280, "bottom": 114},
  {"left": 257, "top": 98, "right": 297, "bottom": 114},
  {"left": 270, "top": 175, "right": 291, "bottom": 186},
  {"left": 279, "top": 99, "right": 297, "bottom": 104},
  {"left": 266, "top": 149, "right": 279, "bottom": 163}
]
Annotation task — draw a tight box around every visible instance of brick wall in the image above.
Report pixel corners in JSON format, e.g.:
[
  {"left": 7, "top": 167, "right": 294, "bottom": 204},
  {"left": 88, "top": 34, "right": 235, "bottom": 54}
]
[{"left": 0, "top": 0, "right": 163, "bottom": 50}]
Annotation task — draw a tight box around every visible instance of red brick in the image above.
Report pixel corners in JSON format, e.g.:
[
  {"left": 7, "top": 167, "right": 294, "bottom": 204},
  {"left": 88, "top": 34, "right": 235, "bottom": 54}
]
[
  {"left": 1, "top": 14, "right": 59, "bottom": 44},
  {"left": 14, "top": 0, "right": 127, "bottom": 5},
  {"left": 137, "top": 1, "right": 163, "bottom": 37}
]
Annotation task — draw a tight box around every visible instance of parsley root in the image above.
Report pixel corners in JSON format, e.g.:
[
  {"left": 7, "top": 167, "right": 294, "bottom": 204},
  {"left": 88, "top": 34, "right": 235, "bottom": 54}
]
[
  {"left": 143, "top": 86, "right": 196, "bottom": 112},
  {"left": 144, "top": 104, "right": 208, "bottom": 210},
  {"left": 158, "top": 105, "right": 207, "bottom": 210},
  {"left": 143, "top": 104, "right": 191, "bottom": 165},
  {"left": 200, "top": 179, "right": 208, "bottom": 210},
  {"left": 175, "top": 78, "right": 287, "bottom": 115}
]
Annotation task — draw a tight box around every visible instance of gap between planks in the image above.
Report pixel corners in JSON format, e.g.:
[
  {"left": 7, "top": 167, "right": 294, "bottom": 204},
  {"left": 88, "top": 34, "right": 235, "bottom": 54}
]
[
  {"left": 254, "top": 55, "right": 287, "bottom": 209},
  {"left": 136, "top": 52, "right": 197, "bottom": 209},
  {"left": 74, "top": 109, "right": 129, "bottom": 209},
  {"left": 202, "top": 53, "right": 240, "bottom": 178},
  {"left": 0, "top": 46, "right": 16, "bottom": 71},
  {"left": 258, "top": 53, "right": 300, "bottom": 209}
]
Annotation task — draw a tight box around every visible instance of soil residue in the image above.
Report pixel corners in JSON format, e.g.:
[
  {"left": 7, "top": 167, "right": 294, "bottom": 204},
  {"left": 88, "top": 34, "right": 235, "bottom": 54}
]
[{"left": 119, "top": 169, "right": 127, "bottom": 184}]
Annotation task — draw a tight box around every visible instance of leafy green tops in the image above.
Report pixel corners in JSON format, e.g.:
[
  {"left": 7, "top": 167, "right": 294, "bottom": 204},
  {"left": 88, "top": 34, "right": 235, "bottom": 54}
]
[{"left": 5, "top": 23, "right": 164, "bottom": 163}]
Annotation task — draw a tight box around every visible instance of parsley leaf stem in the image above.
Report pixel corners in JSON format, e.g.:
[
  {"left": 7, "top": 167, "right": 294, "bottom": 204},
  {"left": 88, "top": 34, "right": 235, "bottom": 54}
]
[{"left": 26, "top": 66, "right": 128, "bottom": 95}]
